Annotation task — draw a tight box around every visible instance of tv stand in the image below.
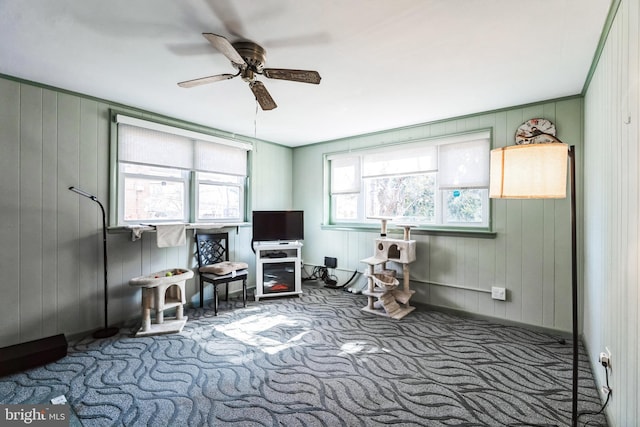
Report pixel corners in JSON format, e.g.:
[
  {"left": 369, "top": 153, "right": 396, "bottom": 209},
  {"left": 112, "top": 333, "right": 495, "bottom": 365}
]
[
  {"left": 265, "top": 251, "right": 288, "bottom": 258},
  {"left": 255, "top": 241, "right": 303, "bottom": 301}
]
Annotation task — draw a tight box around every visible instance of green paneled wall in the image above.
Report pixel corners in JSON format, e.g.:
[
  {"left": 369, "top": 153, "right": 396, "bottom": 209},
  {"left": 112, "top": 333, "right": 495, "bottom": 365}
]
[
  {"left": 583, "top": 0, "right": 639, "bottom": 425},
  {"left": 0, "top": 76, "right": 292, "bottom": 347},
  {"left": 293, "top": 98, "right": 584, "bottom": 334}
]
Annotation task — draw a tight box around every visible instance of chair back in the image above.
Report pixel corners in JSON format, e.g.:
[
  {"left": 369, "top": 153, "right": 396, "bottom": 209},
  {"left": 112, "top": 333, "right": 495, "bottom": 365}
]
[{"left": 195, "top": 233, "right": 229, "bottom": 267}]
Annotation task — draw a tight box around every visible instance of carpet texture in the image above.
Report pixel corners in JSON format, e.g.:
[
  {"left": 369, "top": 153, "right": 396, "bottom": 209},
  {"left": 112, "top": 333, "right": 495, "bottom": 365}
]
[{"left": 0, "top": 284, "right": 608, "bottom": 426}]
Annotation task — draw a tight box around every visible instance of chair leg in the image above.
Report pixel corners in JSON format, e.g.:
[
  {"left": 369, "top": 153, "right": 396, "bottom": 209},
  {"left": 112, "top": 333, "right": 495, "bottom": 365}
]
[
  {"left": 242, "top": 278, "right": 247, "bottom": 307},
  {"left": 214, "top": 284, "right": 219, "bottom": 316},
  {"left": 225, "top": 283, "right": 229, "bottom": 301},
  {"left": 200, "top": 278, "right": 204, "bottom": 308}
]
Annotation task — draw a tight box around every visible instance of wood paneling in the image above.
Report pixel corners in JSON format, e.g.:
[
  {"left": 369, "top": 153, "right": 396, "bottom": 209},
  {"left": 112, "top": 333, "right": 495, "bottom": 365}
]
[
  {"left": 19, "top": 85, "right": 44, "bottom": 342},
  {"left": 56, "top": 93, "right": 82, "bottom": 334},
  {"left": 41, "top": 89, "right": 59, "bottom": 338},
  {"left": 293, "top": 97, "right": 583, "bottom": 333},
  {"left": 0, "top": 79, "right": 21, "bottom": 345},
  {"left": 250, "top": 141, "right": 293, "bottom": 210},
  {"left": 583, "top": 0, "right": 639, "bottom": 425},
  {"left": 0, "top": 76, "right": 285, "bottom": 348}
]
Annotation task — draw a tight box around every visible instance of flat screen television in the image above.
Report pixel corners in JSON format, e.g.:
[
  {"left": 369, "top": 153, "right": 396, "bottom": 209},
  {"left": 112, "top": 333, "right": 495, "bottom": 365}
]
[{"left": 252, "top": 210, "right": 304, "bottom": 243}]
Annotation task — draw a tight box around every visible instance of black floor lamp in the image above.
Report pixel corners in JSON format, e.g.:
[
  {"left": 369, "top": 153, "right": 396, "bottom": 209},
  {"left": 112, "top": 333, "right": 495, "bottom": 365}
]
[
  {"left": 489, "top": 141, "right": 578, "bottom": 427},
  {"left": 69, "top": 186, "right": 119, "bottom": 339}
]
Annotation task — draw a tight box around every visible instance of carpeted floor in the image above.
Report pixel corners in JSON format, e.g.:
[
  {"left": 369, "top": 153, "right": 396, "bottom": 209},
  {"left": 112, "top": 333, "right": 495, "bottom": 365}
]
[{"left": 0, "top": 283, "right": 608, "bottom": 426}]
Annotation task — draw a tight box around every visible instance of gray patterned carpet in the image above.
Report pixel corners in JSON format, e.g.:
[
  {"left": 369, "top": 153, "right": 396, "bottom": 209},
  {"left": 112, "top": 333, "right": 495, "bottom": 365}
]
[{"left": 1, "top": 283, "right": 607, "bottom": 426}]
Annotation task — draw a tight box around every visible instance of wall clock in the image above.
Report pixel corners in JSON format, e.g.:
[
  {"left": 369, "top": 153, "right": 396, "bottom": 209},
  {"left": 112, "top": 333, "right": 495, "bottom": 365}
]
[{"left": 515, "top": 118, "right": 557, "bottom": 144}]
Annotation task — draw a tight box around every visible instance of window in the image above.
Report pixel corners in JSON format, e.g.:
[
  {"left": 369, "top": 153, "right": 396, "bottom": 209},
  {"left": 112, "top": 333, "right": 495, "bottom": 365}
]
[
  {"left": 113, "top": 115, "right": 251, "bottom": 225},
  {"left": 328, "top": 131, "right": 491, "bottom": 229},
  {"left": 196, "top": 172, "right": 243, "bottom": 221},
  {"left": 121, "top": 164, "right": 188, "bottom": 222}
]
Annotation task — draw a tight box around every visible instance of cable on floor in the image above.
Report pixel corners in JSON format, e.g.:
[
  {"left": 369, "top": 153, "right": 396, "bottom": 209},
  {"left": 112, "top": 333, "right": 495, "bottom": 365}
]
[
  {"left": 302, "top": 265, "right": 360, "bottom": 288},
  {"left": 302, "top": 266, "right": 336, "bottom": 285},
  {"left": 577, "top": 364, "right": 611, "bottom": 427}
]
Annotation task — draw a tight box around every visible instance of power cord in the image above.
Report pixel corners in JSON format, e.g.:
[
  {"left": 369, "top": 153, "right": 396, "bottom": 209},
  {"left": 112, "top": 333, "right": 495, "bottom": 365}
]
[
  {"left": 508, "top": 357, "right": 611, "bottom": 427},
  {"left": 577, "top": 358, "right": 611, "bottom": 426},
  {"left": 340, "top": 269, "right": 359, "bottom": 289},
  {"left": 302, "top": 266, "right": 359, "bottom": 289},
  {"left": 303, "top": 266, "right": 337, "bottom": 285}
]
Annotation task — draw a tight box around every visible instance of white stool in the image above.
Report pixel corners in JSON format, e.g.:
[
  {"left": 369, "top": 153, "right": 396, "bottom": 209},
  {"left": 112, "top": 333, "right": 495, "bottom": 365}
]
[{"left": 129, "top": 268, "right": 194, "bottom": 337}]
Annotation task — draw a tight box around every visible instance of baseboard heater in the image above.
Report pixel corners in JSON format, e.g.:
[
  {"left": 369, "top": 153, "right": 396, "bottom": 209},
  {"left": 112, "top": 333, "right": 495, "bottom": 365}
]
[{"left": 0, "top": 334, "right": 68, "bottom": 377}]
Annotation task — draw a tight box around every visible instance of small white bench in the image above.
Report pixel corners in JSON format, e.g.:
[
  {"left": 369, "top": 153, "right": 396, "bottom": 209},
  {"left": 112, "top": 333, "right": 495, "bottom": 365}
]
[{"left": 129, "top": 268, "right": 194, "bottom": 337}]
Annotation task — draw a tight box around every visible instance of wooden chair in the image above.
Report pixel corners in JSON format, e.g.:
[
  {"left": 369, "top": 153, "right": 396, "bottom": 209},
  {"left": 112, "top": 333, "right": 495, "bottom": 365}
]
[{"left": 195, "top": 232, "right": 248, "bottom": 315}]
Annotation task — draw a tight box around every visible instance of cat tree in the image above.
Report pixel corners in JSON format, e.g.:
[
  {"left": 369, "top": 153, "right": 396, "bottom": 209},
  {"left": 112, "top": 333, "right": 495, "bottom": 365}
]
[{"left": 361, "top": 218, "right": 416, "bottom": 319}]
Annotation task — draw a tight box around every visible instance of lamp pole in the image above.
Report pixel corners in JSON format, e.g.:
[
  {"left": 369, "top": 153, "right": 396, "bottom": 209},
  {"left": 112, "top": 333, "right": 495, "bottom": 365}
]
[
  {"left": 569, "top": 146, "right": 578, "bottom": 427},
  {"left": 69, "top": 186, "right": 119, "bottom": 339}
]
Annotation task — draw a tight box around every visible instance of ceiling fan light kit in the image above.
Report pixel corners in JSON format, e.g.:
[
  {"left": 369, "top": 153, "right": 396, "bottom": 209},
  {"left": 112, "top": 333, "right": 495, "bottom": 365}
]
[{"left": 178, "top": 33, "right": 321, "bottom": 110}]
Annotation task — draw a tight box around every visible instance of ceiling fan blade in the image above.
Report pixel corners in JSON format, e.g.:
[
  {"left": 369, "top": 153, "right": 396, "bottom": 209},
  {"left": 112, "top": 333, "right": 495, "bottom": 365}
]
[
  {"left": 250, "top": 81, "right": 277, "bottom": 110},
  {"left": 263, "top": 68, "right": 321, "bottom": 84},
  {"left": 202, "top": 33, "right": 245, "bottom": 67},
  {"left": 177, "top": 73, "right": 236, "bottom": 88},
  {"left": 205, "top": 0, "right": 245, "bottom": 39}
]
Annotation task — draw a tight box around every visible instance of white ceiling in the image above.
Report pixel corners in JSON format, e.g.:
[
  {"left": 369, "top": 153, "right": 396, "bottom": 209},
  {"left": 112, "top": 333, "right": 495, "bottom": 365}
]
[{"left": 0, "top": 0, "right": 611, "bottom": 147}]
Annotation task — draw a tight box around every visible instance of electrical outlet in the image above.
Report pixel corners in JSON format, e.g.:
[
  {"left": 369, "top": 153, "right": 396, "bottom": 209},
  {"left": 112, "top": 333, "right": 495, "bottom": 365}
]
[
  {"left": 491, "top": 286, "right": 506, "bottom": 301},
  {"left": 599, "top": 347, "right": 612, "bottom": 369},
  {"left": 324, "top": 256, "right": 337, "bottom": 269},
  {"left": 599, "top": 352, "right": 609, "bottom": 366},
  {"left": 597, "top": 348, "right": 613, "bottom": 396}
]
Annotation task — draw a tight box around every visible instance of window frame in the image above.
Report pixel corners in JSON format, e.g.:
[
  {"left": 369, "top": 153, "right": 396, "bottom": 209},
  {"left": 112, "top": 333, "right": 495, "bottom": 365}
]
[
  {"left": 325, "top": 129, "right": 493, "bottom": 232},
  {"left": 118, "top": 163, "right": 190, "bottom": 224},
  {"left": 109, "top": 112, "right": 252, "bottom": 227},
  {"left": 194, "top": 171, "right": 246, "bottom": 222}
]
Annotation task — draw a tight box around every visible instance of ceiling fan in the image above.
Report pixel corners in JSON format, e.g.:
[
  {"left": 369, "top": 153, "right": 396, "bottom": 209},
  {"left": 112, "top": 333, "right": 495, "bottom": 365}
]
[{"left": 178, "top": 33, "right": 321, "bottom": 110}]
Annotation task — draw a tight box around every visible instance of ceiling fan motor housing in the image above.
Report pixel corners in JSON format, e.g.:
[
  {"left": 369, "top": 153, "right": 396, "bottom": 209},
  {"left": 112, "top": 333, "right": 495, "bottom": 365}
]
[{"left": 232, "top": 41, "right": 267, "bottom": 72}]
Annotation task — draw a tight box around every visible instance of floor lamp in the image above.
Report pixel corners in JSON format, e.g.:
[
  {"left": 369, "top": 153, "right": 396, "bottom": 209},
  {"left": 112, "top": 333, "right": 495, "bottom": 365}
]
[
  {"left": 489, "top": 141, "right": 578, "bottom": 427},
  {"left": 69, "top": 186, "right": 119, "bottom": 339}
]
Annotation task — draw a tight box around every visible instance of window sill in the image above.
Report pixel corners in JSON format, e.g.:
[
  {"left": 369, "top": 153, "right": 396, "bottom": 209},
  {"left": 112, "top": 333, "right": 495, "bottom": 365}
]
[
  {"left": 108, "top": 222, "right": 250, "bottom": 238},
  {"left": 321, "top": 223, "right": 496, "bottom": 239}
]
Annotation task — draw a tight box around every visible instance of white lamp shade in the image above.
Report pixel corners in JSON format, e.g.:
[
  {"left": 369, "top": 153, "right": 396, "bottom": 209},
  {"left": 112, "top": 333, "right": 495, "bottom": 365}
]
[{"left": 489, "top": 143, "right": 569, "bottom": 199}]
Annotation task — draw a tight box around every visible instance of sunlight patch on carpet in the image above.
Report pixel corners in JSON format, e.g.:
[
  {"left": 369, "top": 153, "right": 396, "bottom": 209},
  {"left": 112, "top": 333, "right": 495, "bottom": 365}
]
[
  {"left": 338, "top": 341, "right": 392, "bottom": 361},
  {"left": 214, "top": 313, "right": 310, "bottom": 354}
]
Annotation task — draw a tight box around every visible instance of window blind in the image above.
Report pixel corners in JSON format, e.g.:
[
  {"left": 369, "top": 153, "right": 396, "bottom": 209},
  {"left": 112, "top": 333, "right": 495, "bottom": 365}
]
[
  {"left": 118, "top": 124, "right": 194, "bottom": 169},
  {"left": 194, "top": 140, "right": 247, "bottom": 176},
  {"left": 330, "top": 157, "right": 360, "bottom": 194},
  {"left": 117, "top": 117, "right": 250, "bottom": 176},
  {"left": 438, "top": 138, "right": 490, "bottom": 189},
  {"left": 362, "top": 145, "right": 438, "bottom": 177}
]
